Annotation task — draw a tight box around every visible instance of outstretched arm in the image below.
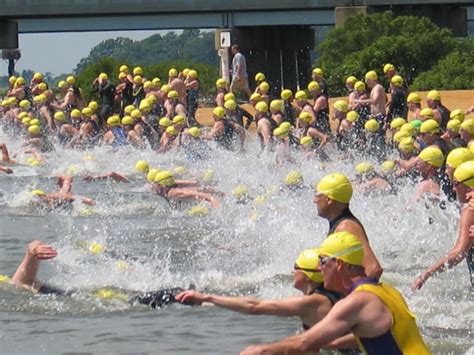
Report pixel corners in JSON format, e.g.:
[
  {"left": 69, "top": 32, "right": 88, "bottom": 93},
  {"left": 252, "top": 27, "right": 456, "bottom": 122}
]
[{"left": 11, "top": 240, "right": 57, "bottom": 292}]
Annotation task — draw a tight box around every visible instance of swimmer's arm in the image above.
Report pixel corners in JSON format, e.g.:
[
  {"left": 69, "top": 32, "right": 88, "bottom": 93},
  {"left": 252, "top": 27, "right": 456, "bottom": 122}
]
[
  {"left": 0, "top": 143, "right": 15, "bottom": 164},
  {"left": 413, "top": 209, "right": 473, "bottom": 290},
  {"left": 175, "top": 179, "right": 199, "bottom": 187},
  {"left": 240, "top": 296, "right": 359, "bottom": 355},
  {"left": 168, "top": 189, "right": 220, "bottom": 208},
  {"left": 0, "top": 165, "right": 13, "bottom": 174},
  {"left": 257, "top": 120, "right": 272, "bottom": 148},
  {"left": 336, "top": 220, "right": 383, "bottom": 280},
  {"left": 324, "top": 333, "right": 358, "bottom": 350},
  {"left": 76, "top": 196, "right": 96, "bottom": 206}
]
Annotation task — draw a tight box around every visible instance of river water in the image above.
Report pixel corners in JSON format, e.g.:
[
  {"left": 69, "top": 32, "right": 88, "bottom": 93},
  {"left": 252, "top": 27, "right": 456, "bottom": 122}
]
[{"left": 0, "top": 130, "right": 472, "bottom": 354}]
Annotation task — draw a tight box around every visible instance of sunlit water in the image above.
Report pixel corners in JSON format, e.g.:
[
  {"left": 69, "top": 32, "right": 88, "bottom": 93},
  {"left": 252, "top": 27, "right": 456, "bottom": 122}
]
[{"left": 0, "top": 129, "right": 472, "bottom": 354}]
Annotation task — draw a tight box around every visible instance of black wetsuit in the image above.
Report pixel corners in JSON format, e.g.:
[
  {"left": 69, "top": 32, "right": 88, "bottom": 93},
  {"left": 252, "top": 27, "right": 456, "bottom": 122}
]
[
  {"left": 313, "top": 105, "right": 331, "bottom": 136},
  {"left": 215, "top": 120, "right": 237, "bottom": 151},
  {"left": 328, "top": 207, "right": 365, "bottom": 236},
  {"left": 388, "top": 90, "right": 408, "bottom": 120},
  {"left": 437, "top": 104, "right": 451, "bottom": 131},
  {"left": 37, "top": 285, "right": 193, "bottom": 309},
  {"left": 283, "top": 101, "right": 296, "bottom": 126},
  {"left": 433, "top": 138, "right": 455, "bottom": 201},
  {"left": 93, "top": 82, "right": 116, "bottom": 124}
]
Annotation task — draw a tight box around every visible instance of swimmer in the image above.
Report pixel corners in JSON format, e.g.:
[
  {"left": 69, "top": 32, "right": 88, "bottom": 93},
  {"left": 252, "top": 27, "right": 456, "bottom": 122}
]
[
  {"left": 355, "top": 71, "right": 387, "bottom": 128},
  {"left": 82, "top": 171, "right": 129, "bottom": 183},
  {"left": 412, "top": 160, "right": 474, "bottom": 289},
  {"left": 3, "top": 240, "right": 193, "bottom": 309},
  {"left": 314, "top": 174, "right": 383, "bottom": 280},
  {"left": 354, "top": 162, "right": 393, "bottom": 195},
  {"left": 241, "top": 232, "right": 430, "bottom": 355},
  {"left": 0, "top": 143, "right": 15, "bottom": 173},
  {"left": 152, "top": 171, "right": 221, "bottom": 208},
  {"left": 32, "top": 175, "right": 96, "bottom": 211},
  {"left": 176, "top": 248, "right": 356, "bottom": 353}
]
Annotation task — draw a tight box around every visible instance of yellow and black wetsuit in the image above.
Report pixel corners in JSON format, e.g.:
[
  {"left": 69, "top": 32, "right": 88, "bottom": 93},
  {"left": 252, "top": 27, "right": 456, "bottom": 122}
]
[{"left": 352, "top": 279, "right": 431, "bottom": 355}]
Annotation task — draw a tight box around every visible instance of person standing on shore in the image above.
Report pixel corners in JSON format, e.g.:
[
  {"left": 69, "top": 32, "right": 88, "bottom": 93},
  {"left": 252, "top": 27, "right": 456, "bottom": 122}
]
[{"left": 230, "top": 45, "right": 252, "bottom": 99}]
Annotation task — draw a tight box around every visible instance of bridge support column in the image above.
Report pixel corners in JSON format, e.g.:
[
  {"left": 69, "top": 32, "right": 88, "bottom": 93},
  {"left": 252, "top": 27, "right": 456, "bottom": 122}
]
[
  {"left": 220, "top": 26, "right": 314, "bottom": 94},
  {"left": 0, "top": 20, "right": 18, "bottom": 49}
]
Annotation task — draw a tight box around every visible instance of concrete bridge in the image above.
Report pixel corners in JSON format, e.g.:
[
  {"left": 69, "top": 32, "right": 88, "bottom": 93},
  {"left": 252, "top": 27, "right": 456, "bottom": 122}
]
[{"left": 1, "top": 0, "right": 472, "bottom": 89}]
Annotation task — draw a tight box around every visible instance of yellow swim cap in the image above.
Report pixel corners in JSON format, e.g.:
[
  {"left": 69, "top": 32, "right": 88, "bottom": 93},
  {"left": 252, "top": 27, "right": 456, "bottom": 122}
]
[
  {"left": 154, "top": 170, "right": 176, "bottom": 187},
  {"left": 224, "top": 92, "right": 235, "bottom": 102},
  {"left": 300, "top": 136, "right": 313, "bottom": 147},
  {"left": 255, "top": 72, "right": 266, "bottom": 82},
  {"left": 66, "top": 76, "right": 76, "bottom": 85},
  {"left": 29, "top": 118, "right": 40, "bottom": 126},
  {"left": 118, "top": 72, "right": 127, "bottom": 80},
  {"left": 95, "top": 288, "right": 128, "bottom": 302},
  {"left": 446, "top": 148, "right": 474, "bottom": 169},
  {"left": 454, "top": 161, "right": 474, "bottom": 187},
  {"left": 146, "top": 168, "right": 160, "bottom": 182},
  {"left": 88, "top": 101, "right": 99, "bottom": 111},
  {"left": 427, "top": 90, "right": 441, "bottom": 101},
  {"left": 133, "top": 66, "right": 144, "bottom": 76},
  {"left": 255, "top": 101, "right": 268, "bottom": 113},
  {"left": 390, "top": 117, "right": 406, "bottom": 130},
  {"left": 398, "top": 137, "right": 416, "bottom": 153},
  {"left": 316, "top": 173, "right": 353, "bottom": 204},
  {"left": 33, "top": 94, "right": 47, "bottom": 103},
  {"left": 8, "top": 75, "right": 17, "bottom": 84},
  {"left": 279, "top": 122, "right": 293, "bottom": 131},
  {"left": 15, "top": 77, "right": 26, "bottom": 85},
  {"left": 270, "top": 99, "right": 283, "bottom": 112},
  {"left": 0, "top": 274, "right": 11, "bottom": 283},
  {"left": 232, "top": 185, "right": 250, "bottom": 200},
  {"left": 130, "top": 109, "right": 142, "bottom": 119},
  {"left": 168, "top": 90, "right": 179, "bottom": 99},
  {"left": 28, "top": 125, "right": 40, "bottom": 135},
  {"left": 168, "top": 68, "right": 178, "bottom": 77},
  {"left": 152, "top": 77, "right": 161, "bottom": 87},
  {"left": 295, "top": 248, "right": 323, "bottom": 283},
  {"left": 159, "top": 117, "right": 171, "bottom": 127},
  {"left": 461, "top": 119, "right": 474, "bottom": 135},
  {"left": 420, "top": 108, "right": 434, "bottom": 120},
  {"left": 407, "top": 92, "right": 421, "bottom": 104},
  {"left": 356, "top": 162, "right": 374, "bottom": 175},
  {"left": 202, "top": 169, "right": 215, "bottom": 183},
  {"left": 259, "top": 81, "right": 270, "bottom": 93},
  {"left": 312, "top": 68, "right": 324, "bottom": 77},
  {"left": 139, "top": 98, "right": 151, "bottom": 111},
  {"left": 295, "top": 90, "right": 307, "bottom": 101},
  {"left": 98, "top": 73, "right": 108, "bottom": 81},
  {"left": 449, "top": 109, "right": 465, "bottom": 121},
  {"left": 135, "top": 160, "right": 149, "bottom": 173},
  {"left": 364, "top": 119, "right": 380, "bottom": 133},
  {"left": 172, "top": 115, "right": 185, "bottom": 125},
  {"left": 447, "top": 119, "right": 461, "bottom": 133},
  {"left": 31, "top": 189, "right": 46, "bottom": 196},
  {"left": 365, "top": 70, "right": 378, "bottom": 81},
  {"left": 400, "top": 123, "right": 415, "bottom": 135},
  {"left": 273, "top": 127, "right": 289, "bottom": 139},
  {"left": 119, "top": 64, "right": 129, "bottom": 73},
  {"left": 213, "top": 106, "right": 226, "bottom": 118},
  {"left": 298, "top": 111, "right": 312, "bottom": 123},
  {"left": 143, "top": 81, "right": 153, "bottom": 89},
  {"left": 418, "top": 146, "right": 444, "bottom": 167},
  {"left": 390, "top": 75, "right": 404, "bottom": 87},
  {"left": 420, "top": 119, "right": 440, "bottom": 134},
  {"left": 333, "top": 100, "right": 348, "bottom": 113},
  {"left": 188, "top": 205, "right": 209, "bottom": 217},
  {"left": 354, "top": 81, "right": 366, "bottom": 92},
  {"left": 346, "top": 111, "right": 359, "bottom": 123},
  {"left": 173, "top": 166, "right": 186, "bottom": 175},
  {"left": 20, "top": 99, "right": 30, "bottom": 108},
  {"left": 308, "top": 81, "right": 320, "bottom": 91},
  {"left": 320, "top": 231, "right": 364, "bottom": 266},
  {"left": 166, "top": 126, "right": 178, "bottom": 136},
  {"left": 281, "top": 89, "right": 293, "bottom": 100},
  {"left": 81, "top": 107, "right": 93, "bottom": 117},
  {"left": 124, "top": 105, "right": 135, "bottom": 115},
  {"left": 188, "top": 126, "right": 201, "bottom": 138},
  {"left": 284, "top": 170, "right": 303, "bottom": 186},
  {"left": 107, "top": 116, "right": 121, "bottom": 127},
  {"left": 383, "top": 63, "right": 395, "bottom": 74},
  {"left": 250, "top": 93, "right": 262, "bottom": 102},
  {"left": 133, "top": 75, "right": 143, "bottom": 85},
  {"left": 346, "top": 76, "right": 357, "bottom": 85},
  {"left": 161, "top": 84, "right": 171, "bottom": 93},
  {"left": 381, "top": 160, "right": 396, "bottom": 172},
  {"left": 70, "top": 109, "right": 81, "bottom": 118},
  {"left": 188, "top": 70, "right": 198, "bottom": 79},
  {"left": 216, "top": 78, "right": 227, "bottom": 88},
  {"left": 224, "top": 100, "right": 237, "bottom": 110}
]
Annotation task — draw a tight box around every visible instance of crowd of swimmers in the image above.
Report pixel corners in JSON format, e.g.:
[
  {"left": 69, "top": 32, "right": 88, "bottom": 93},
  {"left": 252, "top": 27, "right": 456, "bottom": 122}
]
[{"left": 1, "top": 61, "right": 474, "bottom": 354}]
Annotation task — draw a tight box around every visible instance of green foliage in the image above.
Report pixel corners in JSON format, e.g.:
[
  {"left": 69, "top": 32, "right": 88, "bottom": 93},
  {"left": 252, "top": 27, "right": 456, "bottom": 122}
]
[
  {"left": 75, "top": 29, "right": 218, "bottom": 74},
  {"left": 316, "top": 12, "right": 457, "bottom": 95},
  {"left": 411, "top": 38, "right": 474, "bottom": 90}
]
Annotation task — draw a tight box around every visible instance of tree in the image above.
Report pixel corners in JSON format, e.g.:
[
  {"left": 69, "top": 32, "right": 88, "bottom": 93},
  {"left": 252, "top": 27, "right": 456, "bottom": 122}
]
[
  {"left": 315, "top": 12, "right": 456, "bottom": 96},
  {"left": 411, "top": 38, "right": 474, "bottom": 91}
]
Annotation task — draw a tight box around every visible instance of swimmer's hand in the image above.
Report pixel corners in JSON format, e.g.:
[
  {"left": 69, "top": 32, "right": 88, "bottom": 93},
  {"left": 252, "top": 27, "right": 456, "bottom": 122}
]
[
  {"left": 80, "top": 197, "right": 96, "bottom": 206},
  {"left": 175, "top": 290, "right": 207, "bottom": 305},
  {"left": 0, "top": 166, "right": 13, "bottom": 174},
  {"left": 411, "top": 272, "right": 430, "bottom": 291},
  {"left": 28, "top": 240, "right": 58, "bottom": 260},
  {"left": 240, "top": 344, "right": 267, "bottom": 355}
]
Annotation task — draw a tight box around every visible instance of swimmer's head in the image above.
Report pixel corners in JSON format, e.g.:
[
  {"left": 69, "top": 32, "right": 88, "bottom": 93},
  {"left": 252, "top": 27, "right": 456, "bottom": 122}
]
[
  {"left": 316, "top": 173, "right": 353, "bottom": 204},
  {"left": 31, "top": 189, "right": 46, "bottom": 197},
  {"left": 135, "top": 160, "right": 150, "bottom": 174},
  {"left": 154, "top": 171, "right": 176, "bottom": 187},
  {"left": 319, "top": 231, "right": 364, "bottom": 266},
  {"left": 284, "top": 170, "right": 304, "bottom": 187},
  {"left": 294, "top": 248, "right": 323, "bottom": 284}
]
